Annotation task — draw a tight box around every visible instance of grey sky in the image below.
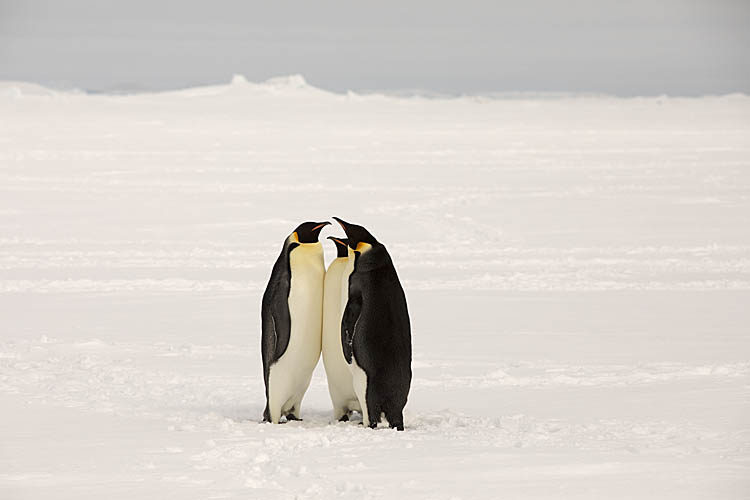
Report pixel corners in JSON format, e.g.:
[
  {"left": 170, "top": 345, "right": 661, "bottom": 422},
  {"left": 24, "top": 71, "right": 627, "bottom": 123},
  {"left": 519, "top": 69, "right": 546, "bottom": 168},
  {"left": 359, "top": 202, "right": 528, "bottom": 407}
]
[{"left": 1, "top": 0, "right": 748, "bottom": 95}]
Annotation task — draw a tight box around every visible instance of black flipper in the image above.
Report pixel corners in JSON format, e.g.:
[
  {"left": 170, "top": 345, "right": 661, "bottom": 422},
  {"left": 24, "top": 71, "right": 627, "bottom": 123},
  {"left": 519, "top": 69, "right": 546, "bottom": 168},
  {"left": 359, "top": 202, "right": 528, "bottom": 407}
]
[
  {"left": 261, "top": 284, "right": 291, "bottom": 380},
  {"left": 341, "top": 289, "right": 362, "bottom": 364}
]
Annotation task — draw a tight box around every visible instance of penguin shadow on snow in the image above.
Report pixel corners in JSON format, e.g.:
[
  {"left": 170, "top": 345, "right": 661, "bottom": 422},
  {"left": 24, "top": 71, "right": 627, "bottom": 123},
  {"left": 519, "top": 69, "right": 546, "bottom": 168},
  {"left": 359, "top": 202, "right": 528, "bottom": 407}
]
[
  {"left": 214, "top": 404, "right": 413, "bottom": 430},
  {"left": 258, "top": 408, "right": 367, "bottom": 428},
  {"left": 258, "top": 411, "right": 416, "bottom": 431}
]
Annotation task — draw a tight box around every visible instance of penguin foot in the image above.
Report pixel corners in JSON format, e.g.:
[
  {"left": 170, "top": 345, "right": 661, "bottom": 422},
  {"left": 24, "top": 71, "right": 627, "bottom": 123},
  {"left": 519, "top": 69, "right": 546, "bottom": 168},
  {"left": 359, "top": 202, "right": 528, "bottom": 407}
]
[
  {"left": 338, "top": 414, "right": 349, "bottom": 422},
  {"left": 284, "top": 414, "right": 302, "bottom": 422}
]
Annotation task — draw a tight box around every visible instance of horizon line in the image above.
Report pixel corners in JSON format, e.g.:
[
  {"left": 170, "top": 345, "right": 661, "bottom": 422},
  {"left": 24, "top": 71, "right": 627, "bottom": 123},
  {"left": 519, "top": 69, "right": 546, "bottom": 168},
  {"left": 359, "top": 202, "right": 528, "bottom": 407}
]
[{"left": 2, "top": 74, "right": 749, "bottom": 101}]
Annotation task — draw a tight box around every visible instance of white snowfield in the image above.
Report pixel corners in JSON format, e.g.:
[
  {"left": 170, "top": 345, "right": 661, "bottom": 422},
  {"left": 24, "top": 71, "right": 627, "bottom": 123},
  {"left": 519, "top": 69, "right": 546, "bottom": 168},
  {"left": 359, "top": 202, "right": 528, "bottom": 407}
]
[{"left": 1, "top": 75, "right": 749, "bottom": 499}]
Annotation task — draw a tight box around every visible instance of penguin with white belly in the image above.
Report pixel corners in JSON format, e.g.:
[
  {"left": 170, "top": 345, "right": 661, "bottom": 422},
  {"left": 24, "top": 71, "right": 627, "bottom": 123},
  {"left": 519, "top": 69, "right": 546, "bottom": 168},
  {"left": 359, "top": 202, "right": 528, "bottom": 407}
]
[
  {"left": 332, "top": 217, "right": 412, "bottom": 430},
  {"left": 322, "top": 236, "right": 360, "bottom": 422},
  {"left": 261, "top": 221, "right": 329, "bottom": 424}
]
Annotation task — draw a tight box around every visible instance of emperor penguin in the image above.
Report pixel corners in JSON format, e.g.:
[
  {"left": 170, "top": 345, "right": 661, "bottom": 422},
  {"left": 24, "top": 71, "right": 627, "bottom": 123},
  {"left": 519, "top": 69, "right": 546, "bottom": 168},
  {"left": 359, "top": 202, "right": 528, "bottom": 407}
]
[
  {"left": 261, "top": 221, "right": 329, "bottom": 423},
  {"left": 332, "top": 217, "right": 412, "bottom": 431},
  {"left": 322, "top": 236, "right": 360, "bottom": 422}
]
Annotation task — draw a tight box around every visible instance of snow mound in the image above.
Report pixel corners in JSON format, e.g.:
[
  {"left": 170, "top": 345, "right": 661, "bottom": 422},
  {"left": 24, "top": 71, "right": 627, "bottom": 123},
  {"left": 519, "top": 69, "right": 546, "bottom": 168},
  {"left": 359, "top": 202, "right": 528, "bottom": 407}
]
[
  {"left": 229, "top": 73, "right": 311, "bottom": 90},
  {"left": 0, "top": 81, "right": 59, "bottom": 98},
  {"left": 229, "top": 74, "right": 250, "bottom": 86},
  {"left": 172, "top": 74, "right": 330, "bottom": 99},
  {"left": 260, "top": 74, "right": 311, "bottom": 90}
]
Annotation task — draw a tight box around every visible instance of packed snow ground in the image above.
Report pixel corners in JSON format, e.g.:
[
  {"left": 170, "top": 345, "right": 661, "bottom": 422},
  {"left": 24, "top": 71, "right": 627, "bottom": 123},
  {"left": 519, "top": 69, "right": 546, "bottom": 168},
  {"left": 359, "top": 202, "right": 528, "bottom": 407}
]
[{"left": 1, "top": 76, "right": 749, "bottom": 499}]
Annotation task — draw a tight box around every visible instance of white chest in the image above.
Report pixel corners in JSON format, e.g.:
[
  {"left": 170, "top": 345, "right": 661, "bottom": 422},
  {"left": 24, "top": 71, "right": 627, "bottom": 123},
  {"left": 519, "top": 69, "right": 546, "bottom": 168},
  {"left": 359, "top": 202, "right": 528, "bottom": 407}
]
[{"left": 286, "top": 243, "right": 325, "bottom": 352}]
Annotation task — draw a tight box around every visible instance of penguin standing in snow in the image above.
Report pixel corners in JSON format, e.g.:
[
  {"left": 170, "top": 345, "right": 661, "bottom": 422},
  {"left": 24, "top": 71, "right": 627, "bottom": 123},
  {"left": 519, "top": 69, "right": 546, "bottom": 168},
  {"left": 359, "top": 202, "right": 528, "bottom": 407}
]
[
  {"left": 261, "top": 221, "right": 329, "bottom": 423},
  {"left": 333, "top": 217, "right": 412, "bottom": 430},
  {"left": 322, "top": 236, "right": 360, "bottom": 421}
]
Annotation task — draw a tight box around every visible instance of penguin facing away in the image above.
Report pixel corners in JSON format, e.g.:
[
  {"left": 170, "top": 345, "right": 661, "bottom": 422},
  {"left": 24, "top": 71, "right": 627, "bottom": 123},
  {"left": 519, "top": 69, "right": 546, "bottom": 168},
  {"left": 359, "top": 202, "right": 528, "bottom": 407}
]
[
  {"left": 322, "top": 237, "right": 361, "bottom": 421},
  {"left": 261, "top": 221, "right": 330, "bottom": 423},
  {"left": 333, "top": 217, "right": 412, "bottom": 430}
]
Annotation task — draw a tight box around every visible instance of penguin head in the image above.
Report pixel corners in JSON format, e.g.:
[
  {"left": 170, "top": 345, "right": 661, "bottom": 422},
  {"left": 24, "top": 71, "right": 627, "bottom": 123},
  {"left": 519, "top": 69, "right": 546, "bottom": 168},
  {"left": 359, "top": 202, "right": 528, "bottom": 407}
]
[
  {"left": 327, "top": 236, "right": 350, "bottom": 258},
  {"left": 292, "top": 221, "right": 330, "bottom": 244},
  {"left": 332, "top": 217, "right": 378, "bottom": 253}
]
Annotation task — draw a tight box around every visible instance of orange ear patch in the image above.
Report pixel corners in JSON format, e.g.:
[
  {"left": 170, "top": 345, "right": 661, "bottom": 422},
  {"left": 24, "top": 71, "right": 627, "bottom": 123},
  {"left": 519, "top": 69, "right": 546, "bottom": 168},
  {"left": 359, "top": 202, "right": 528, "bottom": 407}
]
[{"left": 355, "top": 242, "right": 372, "bottom": 253}]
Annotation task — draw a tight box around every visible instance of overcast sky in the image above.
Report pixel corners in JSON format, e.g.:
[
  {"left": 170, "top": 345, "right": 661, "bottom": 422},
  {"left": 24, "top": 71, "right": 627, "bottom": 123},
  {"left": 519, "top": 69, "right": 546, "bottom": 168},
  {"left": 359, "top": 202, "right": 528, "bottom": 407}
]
[{"left": 0, "top": 0, "right": 748, "bottom": 95}]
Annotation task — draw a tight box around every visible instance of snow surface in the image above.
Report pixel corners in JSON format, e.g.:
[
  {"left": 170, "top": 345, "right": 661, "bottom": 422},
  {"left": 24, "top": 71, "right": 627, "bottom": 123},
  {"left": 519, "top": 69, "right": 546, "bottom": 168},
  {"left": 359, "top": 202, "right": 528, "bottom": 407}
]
[{"left": 1, "top": 76, "right": 749, "bottom": 499}]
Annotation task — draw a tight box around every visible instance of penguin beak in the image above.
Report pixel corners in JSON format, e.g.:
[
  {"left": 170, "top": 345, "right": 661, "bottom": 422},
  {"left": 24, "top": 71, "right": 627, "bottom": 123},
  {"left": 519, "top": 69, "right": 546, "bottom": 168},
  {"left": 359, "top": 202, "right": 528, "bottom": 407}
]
[
  {"left": 327, "top": 236, "right": 346, "bottom": 246},
  {"left": 312, "top": 221, "right": 331, "bottom": 232},
  {"left": 332, "top": 217, "right": 348, "bottom": 232}
]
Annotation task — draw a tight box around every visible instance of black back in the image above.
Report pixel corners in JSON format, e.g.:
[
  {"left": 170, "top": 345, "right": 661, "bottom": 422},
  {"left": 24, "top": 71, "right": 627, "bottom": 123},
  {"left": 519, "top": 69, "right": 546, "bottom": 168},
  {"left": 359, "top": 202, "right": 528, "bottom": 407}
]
[
  {"left": 340, "top": 240, "right": 412, "bottom": 430},
  {"left": 260, "top": 237, "right": 296, "bottom": 391}
]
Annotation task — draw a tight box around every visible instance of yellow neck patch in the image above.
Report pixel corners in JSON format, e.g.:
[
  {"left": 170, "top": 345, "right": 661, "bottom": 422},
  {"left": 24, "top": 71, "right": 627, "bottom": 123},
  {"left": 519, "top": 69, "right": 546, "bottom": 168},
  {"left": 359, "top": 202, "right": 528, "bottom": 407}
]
[{"left": 355, "top": 242, "right": 372, "bottom": 253}]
